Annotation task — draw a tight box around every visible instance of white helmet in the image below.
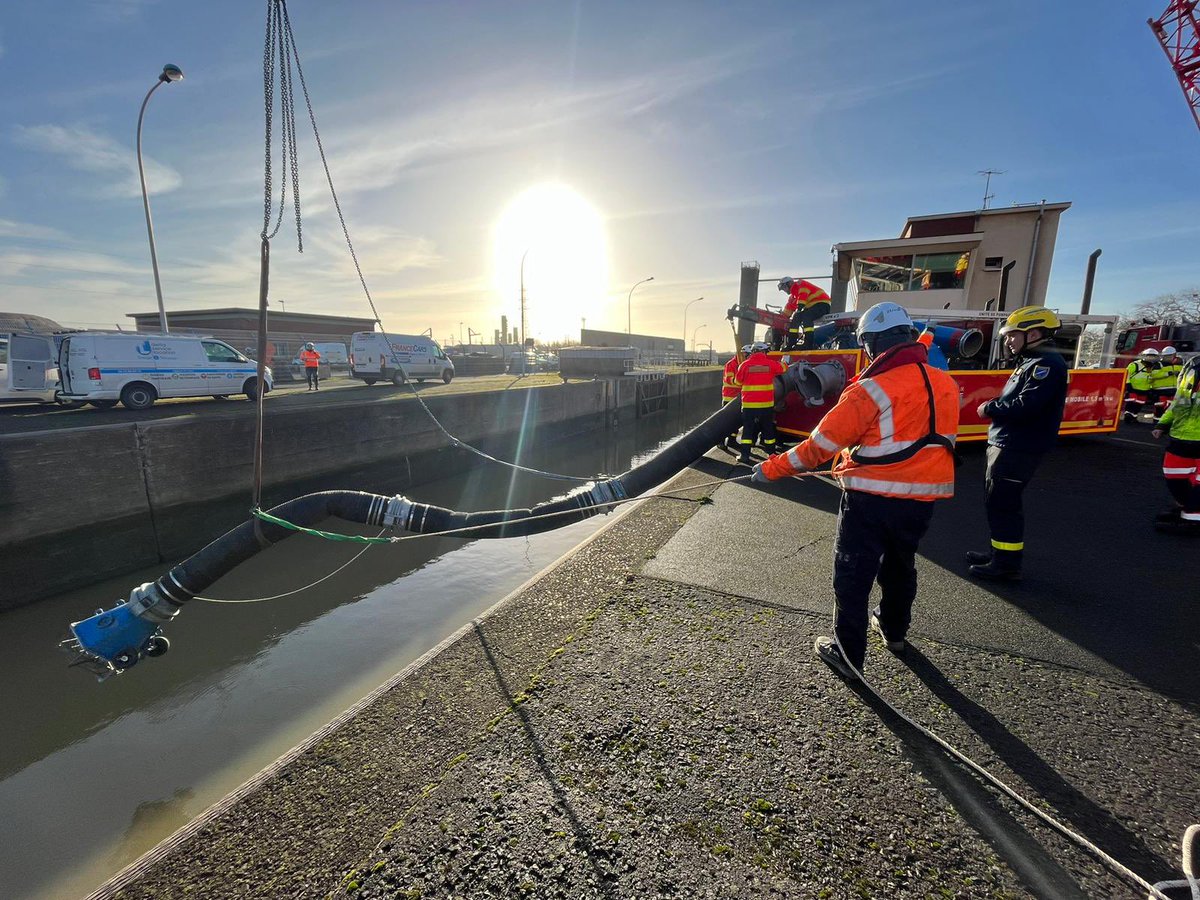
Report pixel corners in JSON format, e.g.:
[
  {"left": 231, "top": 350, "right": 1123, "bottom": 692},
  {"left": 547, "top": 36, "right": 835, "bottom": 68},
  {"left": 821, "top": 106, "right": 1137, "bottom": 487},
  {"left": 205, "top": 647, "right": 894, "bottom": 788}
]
[
  {"left": 741, "top": 344, "right": 754, "bottom": 354},
  {"left": 305, "top": 342, "right": 315, "bottom": 350},
  {"left": 1140, "top": 347, "right": 1160, "bottom": 357},
  {"left": 1161, "top": 346, "right": 1177, "bottom": 356},
  {"left": 856, "top": 302, "right": 913, "bottom": 340},
  {"left": 777, "top": 277, "right": 795, "bottom": 293},
  {"left": 750, "top": 341, "right": 771, "bottom": 353}
]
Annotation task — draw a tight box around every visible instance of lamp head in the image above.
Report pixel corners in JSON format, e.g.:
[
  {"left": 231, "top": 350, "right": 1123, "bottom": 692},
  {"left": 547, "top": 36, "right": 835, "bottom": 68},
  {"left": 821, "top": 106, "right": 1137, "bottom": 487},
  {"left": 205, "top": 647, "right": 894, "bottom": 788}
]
[{"left": 160, "top": 64, "right": 184, "bottom": 84}]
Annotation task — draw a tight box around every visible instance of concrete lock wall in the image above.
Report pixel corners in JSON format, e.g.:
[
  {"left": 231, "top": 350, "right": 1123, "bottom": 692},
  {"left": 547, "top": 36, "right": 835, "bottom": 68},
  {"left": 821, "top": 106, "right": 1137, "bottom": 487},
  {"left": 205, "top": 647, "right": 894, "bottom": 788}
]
[{"left": 0, "top": 372, "right": 720, "bottom": 609}]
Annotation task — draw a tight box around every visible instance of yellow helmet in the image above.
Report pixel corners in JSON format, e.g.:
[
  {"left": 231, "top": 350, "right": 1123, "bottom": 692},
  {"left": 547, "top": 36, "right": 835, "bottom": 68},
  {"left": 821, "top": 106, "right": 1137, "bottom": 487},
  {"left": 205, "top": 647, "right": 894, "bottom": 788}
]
[{"left": 999, "top": 305, "right": 1061, "bottom": 335}]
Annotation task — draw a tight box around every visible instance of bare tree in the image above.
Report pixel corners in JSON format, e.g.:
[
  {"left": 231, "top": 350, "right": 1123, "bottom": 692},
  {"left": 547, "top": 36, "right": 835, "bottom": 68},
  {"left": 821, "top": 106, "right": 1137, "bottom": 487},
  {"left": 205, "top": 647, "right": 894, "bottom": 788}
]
[{"left": 1128, "top": 288, "right": 1200, "bottom": 325}]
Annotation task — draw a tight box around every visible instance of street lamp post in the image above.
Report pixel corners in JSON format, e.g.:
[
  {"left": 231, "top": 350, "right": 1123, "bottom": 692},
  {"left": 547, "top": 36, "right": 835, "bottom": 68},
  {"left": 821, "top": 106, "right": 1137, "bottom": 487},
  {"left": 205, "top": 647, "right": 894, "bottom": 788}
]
[
  {"left": 519, "top": 248, "right": 531, "bottom": 375},
  {"left": 682, "top": 296, "right": 703, "bottom": 350},
  {"left": 626, "top": 276, "right": 654, "bottom": 337},
  {"left": 137, "top": 63, "right": 184, "bottom": 334},
  {"left": 692, "top": 323, "right": 707, "bottom": 352}
]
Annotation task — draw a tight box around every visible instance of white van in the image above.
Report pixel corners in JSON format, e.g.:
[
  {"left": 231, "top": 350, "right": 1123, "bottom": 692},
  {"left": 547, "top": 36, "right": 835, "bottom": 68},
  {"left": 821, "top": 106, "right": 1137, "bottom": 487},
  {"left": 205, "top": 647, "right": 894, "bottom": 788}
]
[
  {"left": 58, "top": 333, "right": 272, "bottom": 410},
  {"left": 350, "top": 332, "right": 454, "bottom": 385},
  {"left": 0, "top": 332, "right": 60, "bottom": 403}
]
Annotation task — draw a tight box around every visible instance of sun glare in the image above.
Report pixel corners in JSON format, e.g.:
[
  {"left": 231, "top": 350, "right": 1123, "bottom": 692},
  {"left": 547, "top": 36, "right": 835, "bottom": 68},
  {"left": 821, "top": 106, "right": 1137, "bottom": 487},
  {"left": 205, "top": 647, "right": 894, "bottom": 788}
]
[{"left": 491, "top": 184, "right": 609, "bottom": 342}]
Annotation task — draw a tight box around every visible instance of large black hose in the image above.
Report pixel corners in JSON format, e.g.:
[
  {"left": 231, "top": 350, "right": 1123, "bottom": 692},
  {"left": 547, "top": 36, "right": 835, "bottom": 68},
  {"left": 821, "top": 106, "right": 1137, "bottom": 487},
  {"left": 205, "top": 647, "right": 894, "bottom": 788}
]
[{"left": 149, "top": 400, "right": 745, "bottom": 608}]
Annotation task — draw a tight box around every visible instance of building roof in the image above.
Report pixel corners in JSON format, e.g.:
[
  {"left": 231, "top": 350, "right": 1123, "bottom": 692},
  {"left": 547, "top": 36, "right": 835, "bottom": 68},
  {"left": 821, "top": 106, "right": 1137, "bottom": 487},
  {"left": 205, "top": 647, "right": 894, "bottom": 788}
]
[
  {"left": 903, "top": 201, "right": 1071, "bottom": 225},
  {"left": 126, "top": 307, "right": 376, "bottom": 326},
  {"left": 0, "top": 312, "right": 64, "bottom": 333},
  {"left": 833, "top": 233, "right": 983, "bottom": 255}
]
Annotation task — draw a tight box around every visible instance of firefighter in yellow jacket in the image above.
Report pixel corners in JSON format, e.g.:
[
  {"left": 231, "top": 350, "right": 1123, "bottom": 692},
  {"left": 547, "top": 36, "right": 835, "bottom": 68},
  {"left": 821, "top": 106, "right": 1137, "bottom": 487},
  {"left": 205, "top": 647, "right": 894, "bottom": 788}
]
[{"left": 752, "top": 302, "right": 960, "bottom": 675}]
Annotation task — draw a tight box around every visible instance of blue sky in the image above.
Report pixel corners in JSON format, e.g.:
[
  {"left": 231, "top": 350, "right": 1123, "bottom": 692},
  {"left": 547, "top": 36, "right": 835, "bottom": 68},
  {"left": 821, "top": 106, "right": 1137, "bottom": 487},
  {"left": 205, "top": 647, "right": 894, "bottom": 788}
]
[{"left": 1, "top": 0, "right": 1196, "bottom": 350}]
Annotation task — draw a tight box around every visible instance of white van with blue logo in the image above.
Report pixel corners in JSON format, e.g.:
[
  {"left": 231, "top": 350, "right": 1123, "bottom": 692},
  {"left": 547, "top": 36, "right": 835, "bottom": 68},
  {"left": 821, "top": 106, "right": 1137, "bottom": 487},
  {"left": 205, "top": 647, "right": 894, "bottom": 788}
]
[{"left": 58, "top": 333, "right": 272, "bottom": 410}]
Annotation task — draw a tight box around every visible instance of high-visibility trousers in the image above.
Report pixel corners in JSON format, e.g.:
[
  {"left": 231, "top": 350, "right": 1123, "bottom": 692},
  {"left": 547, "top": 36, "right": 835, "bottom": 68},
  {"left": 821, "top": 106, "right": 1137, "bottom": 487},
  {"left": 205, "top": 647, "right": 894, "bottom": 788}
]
[{"left": 1163, "top": 439, "right": 1200, "bottom": 522}]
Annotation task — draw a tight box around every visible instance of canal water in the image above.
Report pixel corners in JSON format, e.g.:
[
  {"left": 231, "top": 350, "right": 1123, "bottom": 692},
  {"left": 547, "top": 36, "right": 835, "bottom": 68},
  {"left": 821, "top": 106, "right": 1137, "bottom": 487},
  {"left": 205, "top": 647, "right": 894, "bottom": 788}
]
[{"left": 0, "top": 395, "right": 714, "bottom": 900}]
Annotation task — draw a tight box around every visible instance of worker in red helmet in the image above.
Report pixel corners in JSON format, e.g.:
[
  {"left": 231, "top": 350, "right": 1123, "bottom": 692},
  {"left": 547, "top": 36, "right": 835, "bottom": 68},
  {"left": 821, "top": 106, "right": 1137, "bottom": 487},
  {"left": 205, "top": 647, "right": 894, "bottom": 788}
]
[
  {"left": 752, "top": 302, "right": 959, "bottom": 676},
  {"left": 734, "top": 342, "right": 786, "bottom": 464},
  {"left": 778, "top": 277, "right": 832, "bottom": 350}
]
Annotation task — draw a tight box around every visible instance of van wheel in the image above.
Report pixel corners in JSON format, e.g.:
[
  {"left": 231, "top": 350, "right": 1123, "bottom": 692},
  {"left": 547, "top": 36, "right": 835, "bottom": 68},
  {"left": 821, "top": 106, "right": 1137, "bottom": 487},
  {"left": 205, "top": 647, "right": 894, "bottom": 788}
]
[
  {"left": 120, "top": 383, "right": 157, "bottom": 410},
  {"left": 362, "top": 378, "right": 377, "bottom": 386},
  {"left": 243, "top": 377, "right": 268, "bottom": 400},
  {"left": 442, "top": 371, "right": 453, "bottom": 384},
  {"left": 87, "top": 400, "right": 118, "bottom": 409},
  {"left": 391, "top": 371, "right": 407, "bottom": 386}
]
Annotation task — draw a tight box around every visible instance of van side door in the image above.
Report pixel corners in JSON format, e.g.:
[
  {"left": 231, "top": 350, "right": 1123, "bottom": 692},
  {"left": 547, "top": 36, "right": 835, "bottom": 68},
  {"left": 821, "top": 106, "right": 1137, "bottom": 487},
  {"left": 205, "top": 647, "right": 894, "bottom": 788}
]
[
  {"left": 9, "top": 333, "right": 53, "bottom": 390},
  {"left": 202, "top": 340, "right": 247, "bottom": 393}
]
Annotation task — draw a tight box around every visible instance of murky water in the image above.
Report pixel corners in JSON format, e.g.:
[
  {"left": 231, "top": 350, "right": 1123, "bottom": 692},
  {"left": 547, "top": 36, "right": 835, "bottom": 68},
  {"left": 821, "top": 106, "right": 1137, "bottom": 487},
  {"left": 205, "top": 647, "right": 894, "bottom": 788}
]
[{"left": 0, "top": 396, "right": 714, "bottom": 900}]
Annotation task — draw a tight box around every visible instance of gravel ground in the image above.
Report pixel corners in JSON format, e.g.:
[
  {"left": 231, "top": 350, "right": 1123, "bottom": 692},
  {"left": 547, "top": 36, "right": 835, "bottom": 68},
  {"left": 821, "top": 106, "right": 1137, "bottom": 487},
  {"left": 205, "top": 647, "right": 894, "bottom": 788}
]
[{"left": 102, "top": 460, "right": 1198, "bottom": 900}]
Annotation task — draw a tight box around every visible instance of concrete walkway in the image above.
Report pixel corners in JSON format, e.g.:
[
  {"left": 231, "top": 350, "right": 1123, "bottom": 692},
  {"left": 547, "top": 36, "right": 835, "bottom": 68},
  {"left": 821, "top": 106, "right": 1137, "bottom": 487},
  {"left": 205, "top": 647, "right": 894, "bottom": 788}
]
[{"left": 94, "top": 431, "right": 1198, "bottom": 899}]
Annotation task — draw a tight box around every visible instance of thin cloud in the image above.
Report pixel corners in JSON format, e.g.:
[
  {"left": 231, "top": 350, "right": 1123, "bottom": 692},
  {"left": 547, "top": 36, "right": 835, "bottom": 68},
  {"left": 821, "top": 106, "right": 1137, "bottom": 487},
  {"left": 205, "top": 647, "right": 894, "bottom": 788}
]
[
  {"left": 0, "top": 218, "right": 71, "bottom": 241},
  {"left": 12, "top": 123, "right": 182, "bottom": 199}
]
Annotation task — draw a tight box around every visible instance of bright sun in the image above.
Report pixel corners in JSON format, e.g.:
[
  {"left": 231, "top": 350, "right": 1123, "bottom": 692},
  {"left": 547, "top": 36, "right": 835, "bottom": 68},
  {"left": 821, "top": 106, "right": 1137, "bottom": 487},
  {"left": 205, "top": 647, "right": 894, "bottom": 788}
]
[{"left": 491, "top": 184, "right": 608, "bottom": 342}]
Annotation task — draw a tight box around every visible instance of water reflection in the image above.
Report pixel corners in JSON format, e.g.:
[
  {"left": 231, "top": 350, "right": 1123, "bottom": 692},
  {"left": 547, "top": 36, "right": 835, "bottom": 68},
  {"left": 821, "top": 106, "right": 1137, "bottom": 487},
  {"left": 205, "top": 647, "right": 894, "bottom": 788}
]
[{"left": 0, "top": 397, "right": 712, "bottom": 900}]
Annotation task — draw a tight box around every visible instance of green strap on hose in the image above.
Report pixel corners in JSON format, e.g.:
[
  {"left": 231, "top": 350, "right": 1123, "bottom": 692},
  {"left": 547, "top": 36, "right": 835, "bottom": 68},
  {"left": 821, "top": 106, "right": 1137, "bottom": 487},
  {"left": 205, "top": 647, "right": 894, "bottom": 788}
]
[{"left": 252, "top": 508, "right": 394, "bottom": 544}]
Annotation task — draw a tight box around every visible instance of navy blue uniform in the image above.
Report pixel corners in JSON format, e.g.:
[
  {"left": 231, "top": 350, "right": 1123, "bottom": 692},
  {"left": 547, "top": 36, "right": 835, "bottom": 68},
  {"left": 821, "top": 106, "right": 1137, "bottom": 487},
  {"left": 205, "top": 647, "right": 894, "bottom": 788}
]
[
  {"left": 978, "top": 344, "right": 1068, "bottom": 572},
  {"left": 983, "top": 345, "right": 1068, "bottom": 453}
]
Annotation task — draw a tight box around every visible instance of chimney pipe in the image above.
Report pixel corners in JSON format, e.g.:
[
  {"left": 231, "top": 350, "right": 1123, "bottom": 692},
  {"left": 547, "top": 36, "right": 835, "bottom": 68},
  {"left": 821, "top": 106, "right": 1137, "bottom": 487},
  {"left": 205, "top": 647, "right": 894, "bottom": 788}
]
[
  {"left": 997, "top": 259, "right": 1018, "bottom": 312},
  {"left": 1080, "top": 248, "right": 1102, "bottom": 315}
]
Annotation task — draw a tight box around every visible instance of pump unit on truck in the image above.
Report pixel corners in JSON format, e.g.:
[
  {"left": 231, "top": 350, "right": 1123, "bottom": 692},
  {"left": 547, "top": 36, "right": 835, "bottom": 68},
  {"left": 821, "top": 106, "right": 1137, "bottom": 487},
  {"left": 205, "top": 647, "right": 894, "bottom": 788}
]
[{"left": 767, "top": 307, "right": 1128, "bottom": 443}]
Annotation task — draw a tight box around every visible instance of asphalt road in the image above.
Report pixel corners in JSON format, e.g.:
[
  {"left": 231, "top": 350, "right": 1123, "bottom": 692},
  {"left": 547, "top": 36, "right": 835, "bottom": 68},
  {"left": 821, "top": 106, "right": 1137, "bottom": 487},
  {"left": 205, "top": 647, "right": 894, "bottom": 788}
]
[
  {"left": 0, "top": 372, "right": 566, "bottom": 434},
  {"left": 646, "top": 424, "right": 1197, "bottom": 700}
]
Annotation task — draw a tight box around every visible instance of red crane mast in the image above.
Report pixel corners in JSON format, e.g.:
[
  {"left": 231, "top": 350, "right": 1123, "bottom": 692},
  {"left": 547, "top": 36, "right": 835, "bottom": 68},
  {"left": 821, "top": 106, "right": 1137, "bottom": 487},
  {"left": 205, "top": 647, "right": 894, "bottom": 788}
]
[{"left": 1149, "top": 0, "right": 1200, "bottom": 133}]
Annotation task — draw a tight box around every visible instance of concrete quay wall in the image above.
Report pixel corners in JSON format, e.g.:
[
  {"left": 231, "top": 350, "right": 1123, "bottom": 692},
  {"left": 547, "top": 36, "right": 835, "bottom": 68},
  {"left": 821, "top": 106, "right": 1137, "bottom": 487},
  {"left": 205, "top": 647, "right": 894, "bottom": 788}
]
[{"left": 0, "top": 370, "right": 720, "bottom": 609}]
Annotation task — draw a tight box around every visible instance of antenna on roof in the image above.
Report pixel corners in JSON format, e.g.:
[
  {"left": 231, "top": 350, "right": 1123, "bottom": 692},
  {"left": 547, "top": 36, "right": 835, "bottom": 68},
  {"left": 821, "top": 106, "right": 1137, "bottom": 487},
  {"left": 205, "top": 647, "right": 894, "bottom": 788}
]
[{"left": 977, "top": 169, "right": 1005, "bottom": 209}]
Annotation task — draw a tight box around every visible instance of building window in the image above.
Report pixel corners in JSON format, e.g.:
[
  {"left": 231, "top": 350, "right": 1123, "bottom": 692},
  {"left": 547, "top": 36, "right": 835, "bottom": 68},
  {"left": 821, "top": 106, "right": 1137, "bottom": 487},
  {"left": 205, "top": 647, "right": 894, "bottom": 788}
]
[{"left": 854, "top": 251, "right": 969, "bottom": 293}]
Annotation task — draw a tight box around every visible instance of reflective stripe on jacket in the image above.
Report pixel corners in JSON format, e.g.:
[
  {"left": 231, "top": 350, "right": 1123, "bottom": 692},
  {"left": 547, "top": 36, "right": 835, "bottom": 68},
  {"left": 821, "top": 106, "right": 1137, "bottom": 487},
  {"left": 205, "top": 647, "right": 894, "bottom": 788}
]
[
  {"left": 735, "top": 352, "right": 785, "bottom": 409},
  {"left": 1127, "top": 361, "right": 1154, "bottom": 392},
  {"left": 761, "top": 343, "right": 959, "bottom": 500},
  {"left": 721, "top": 357, "right": 741, "bottom": 402},
  {"left": 300, "top": 349, "right": 321, "bottom": 368},
  {"left": 784, "top": 279, "right": 831, "bottom": 315}
]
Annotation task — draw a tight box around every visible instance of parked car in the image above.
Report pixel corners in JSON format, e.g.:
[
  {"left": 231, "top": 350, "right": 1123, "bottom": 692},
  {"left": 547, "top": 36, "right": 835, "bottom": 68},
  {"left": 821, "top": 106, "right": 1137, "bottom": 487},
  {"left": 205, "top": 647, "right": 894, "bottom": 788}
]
[{"left": 58, "top": 333, "right": 272, "bottom": 410}]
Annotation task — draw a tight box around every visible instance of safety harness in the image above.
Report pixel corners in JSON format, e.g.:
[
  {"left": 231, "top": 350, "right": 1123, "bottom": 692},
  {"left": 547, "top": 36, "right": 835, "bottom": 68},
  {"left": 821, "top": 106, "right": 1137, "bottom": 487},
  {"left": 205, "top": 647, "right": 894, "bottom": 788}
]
[{"left": 849, "top": 361, "right": 955, "bottom": 466}]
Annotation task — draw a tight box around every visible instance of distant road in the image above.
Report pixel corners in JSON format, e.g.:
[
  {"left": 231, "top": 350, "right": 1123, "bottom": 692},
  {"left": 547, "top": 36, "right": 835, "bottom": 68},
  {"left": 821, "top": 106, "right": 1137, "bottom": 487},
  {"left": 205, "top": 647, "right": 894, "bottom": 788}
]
[{"left": 0, "top": 373, "right": 571, "bottom": 435}]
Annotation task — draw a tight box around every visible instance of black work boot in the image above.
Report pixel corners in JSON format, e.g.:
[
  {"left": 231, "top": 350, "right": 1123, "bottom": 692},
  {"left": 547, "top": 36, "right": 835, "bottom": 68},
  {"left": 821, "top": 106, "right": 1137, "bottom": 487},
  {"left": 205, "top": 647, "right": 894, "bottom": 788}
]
[
  {"left": 969, "top": 549, "right": 1022, "bottom": 582},
  {"left": 964, "top": 549, "right": 992, "bottom": 566}
]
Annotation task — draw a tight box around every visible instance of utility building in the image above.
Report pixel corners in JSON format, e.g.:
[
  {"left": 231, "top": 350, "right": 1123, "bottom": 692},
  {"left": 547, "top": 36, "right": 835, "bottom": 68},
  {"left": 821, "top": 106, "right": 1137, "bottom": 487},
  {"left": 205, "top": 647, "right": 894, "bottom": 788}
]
[{"left": 830, "top": 201, "right": 1070, "bottom": 313}]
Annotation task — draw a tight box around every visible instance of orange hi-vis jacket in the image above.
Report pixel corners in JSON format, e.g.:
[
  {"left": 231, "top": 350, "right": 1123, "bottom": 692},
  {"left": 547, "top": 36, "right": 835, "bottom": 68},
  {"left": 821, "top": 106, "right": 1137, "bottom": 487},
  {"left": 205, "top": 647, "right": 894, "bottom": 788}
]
[
  {"left": 300, "top": 349, "right": 321, "bottom": 368},
  {"left": 784, "top": 279, "right": 831, "bottom": 316},
  {"left": 762, "top": 343, "right": 960, "bottom": 500},
  {"left": 721, "top": 356, "right": 741, "bottom": 403},
  {"left": 736, "top": 351, "right": 785, "bottom": 409}
]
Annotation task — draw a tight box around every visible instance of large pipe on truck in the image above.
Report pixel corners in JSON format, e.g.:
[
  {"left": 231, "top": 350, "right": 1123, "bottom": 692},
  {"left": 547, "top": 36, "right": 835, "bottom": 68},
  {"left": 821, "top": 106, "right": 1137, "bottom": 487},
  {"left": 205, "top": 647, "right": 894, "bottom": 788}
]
[
  {"left": 63, "top": 360, "right": 848, "bottom": 679},
  {"left": 912, "top": 322, "right": 985, "bottom": 359}
]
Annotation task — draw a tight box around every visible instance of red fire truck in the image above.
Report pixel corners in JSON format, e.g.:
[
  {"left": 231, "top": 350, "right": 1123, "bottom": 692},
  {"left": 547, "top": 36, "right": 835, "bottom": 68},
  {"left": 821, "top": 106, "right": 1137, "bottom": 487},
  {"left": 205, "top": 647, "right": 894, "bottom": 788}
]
[
  {"left": 767, "top": 307, "right": 1128, "bottom": 443},
  {"left": 1114, "top": 321, "right": 1200, "bottom": 369}
]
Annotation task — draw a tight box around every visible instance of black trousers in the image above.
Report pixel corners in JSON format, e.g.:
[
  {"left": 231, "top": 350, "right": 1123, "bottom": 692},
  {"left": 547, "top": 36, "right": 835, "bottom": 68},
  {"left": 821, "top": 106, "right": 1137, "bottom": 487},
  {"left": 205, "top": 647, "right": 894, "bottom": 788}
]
[
  {"left": 786, "top": 302, "right": 831, "bottom": 349},
  {"left": 306, "top": 367, "right": 320, "bottom": 388},
  {"left": 832, "top": 489, "right": 934, "bottom": 670},
  {"left": 984, "top": 445, "right": 1042, "bottom": 564},
  {"left": 739, "top": 407, "right": 777, "bottom": 454}
]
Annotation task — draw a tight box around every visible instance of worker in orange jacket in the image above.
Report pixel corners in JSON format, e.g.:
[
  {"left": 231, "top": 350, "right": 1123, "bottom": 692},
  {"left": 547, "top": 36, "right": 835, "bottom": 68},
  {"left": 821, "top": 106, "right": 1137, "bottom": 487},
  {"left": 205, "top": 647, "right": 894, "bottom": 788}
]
[
  {"left": 735, "top": 342, "right": 786, "bottom": 464},
  {"left": 299, "top": 342, "right": 321, "bottom": 391},
  {"left": 752, "top": 302, "right": 960, "bottom": 675},
  {"left": 778, "top": 277, "right": 832, "bottom": 349},
  {"left": 719, "top": 348, "right": 744, "bottom": 452}
]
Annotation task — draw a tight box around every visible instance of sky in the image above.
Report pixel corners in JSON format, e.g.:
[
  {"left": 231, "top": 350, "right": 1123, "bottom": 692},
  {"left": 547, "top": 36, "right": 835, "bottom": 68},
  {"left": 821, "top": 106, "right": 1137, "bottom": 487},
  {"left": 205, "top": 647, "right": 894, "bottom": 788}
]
[{"left": 1, "top": 0, "right": 1197, "bottom": 351}]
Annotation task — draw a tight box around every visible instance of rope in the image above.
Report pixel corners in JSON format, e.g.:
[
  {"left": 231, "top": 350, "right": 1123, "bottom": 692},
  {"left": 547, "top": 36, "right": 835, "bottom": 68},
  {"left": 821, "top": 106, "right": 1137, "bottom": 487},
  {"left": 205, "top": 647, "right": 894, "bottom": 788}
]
[
  {"left": 275, "top": 0, "right": 609, "bottom": 485},
  {"left": 196, "top": 535, "right": 378, "bottom": 604},
  {"left": 827, "top": 598, "right": 1189, "bottom": 898}
]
